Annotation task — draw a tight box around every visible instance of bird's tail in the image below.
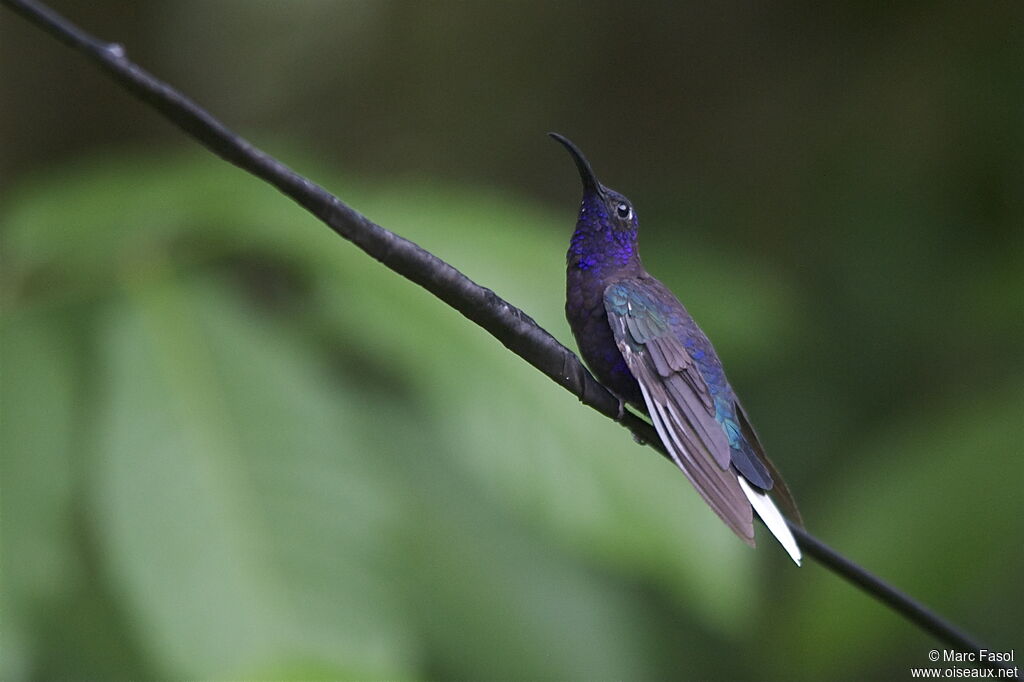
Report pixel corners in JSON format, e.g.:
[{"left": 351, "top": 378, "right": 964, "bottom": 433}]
[{"left": 737, "top": 476, "right": 802, "bottom": 565}]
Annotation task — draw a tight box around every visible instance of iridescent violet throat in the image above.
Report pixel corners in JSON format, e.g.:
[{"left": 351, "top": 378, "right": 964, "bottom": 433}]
[{"left": 552, "top": 132, "right": 802, "bottom": 563}]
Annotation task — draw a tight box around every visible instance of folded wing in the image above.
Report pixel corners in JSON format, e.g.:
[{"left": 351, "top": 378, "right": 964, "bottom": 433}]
[
  {"left": 605, "top": 280, "right": 755, "bottom": 544},
  {"left": 604, "top": 278, "right": 802, "bottom": 564}
]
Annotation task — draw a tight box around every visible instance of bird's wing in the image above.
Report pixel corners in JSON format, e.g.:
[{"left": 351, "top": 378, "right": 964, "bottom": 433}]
[{"left": 604, "top": 280, "right": 755, "bottom": 544}]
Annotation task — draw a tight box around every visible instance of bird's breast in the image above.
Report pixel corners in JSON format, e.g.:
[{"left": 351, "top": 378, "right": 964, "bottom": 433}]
[{"left": 566, "top": 272, "right": 643, "bottom": 405}]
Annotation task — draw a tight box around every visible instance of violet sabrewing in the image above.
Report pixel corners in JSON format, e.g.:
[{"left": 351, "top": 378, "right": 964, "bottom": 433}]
[{"left": 551, "top": 132, "right": 802, "bottom": 564}]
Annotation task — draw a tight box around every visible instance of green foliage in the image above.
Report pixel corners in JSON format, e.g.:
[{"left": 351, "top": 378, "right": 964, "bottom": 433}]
[{"left": 1, "top": 151, "right": 1021, "bottom": 680}]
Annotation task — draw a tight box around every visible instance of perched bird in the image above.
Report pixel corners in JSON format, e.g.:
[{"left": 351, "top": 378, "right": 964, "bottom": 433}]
[{"left": 551, "top": 132, "right": 802, "bottom": 564}]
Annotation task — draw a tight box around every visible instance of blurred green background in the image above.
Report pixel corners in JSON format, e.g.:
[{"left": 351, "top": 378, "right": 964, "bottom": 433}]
[{"left": 1, "top": 2, "right": 1021, "bottom": 680}]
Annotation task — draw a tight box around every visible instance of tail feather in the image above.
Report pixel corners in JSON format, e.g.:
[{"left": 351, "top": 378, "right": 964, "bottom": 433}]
[{"left": 737, "top": 476, "right": 802, "bottom": 565}]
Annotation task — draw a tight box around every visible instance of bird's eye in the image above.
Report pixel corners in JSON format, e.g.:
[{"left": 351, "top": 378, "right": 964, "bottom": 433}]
[{"left": 616, "top": 202, "right": 632, "bottom": 220}]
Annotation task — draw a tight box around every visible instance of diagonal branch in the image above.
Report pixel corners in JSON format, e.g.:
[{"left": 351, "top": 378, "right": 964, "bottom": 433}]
[{"left": 3, "top": 0, "right": 1014, "bottom": 675}]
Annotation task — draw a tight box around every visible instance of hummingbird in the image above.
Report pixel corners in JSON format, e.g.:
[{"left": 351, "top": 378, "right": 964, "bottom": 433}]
[{"left": 550, "top": 132, "right": 802, "bottom": 564}]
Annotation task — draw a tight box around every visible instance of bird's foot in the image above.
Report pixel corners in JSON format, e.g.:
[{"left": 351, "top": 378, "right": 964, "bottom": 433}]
[{"left": 616, "top": 398, "right": 646, "bottom": 444}]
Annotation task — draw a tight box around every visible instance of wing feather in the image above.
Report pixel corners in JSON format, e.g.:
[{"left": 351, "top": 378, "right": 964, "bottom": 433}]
[
  {"left": 611, "top": 308, "right": 755, "bottom": 544},
  {"left": 602, "top": 278, "right": 811, "bottom": 561},
  {"left": 735, "top": 400, "right": 804, "bottom": 527},
  {"left": 605, "top": 278, "right": 803, "bottom": 562}
]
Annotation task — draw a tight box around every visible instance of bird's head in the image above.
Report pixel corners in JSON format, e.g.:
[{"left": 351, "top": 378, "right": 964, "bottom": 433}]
[{"left": 549, "top": 132, "right": 638, "bottom": 237}]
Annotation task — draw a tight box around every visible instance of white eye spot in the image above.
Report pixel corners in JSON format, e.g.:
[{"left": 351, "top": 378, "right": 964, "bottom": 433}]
[{"left": 616, "top": 202, "right": 632, "bottom": 220}]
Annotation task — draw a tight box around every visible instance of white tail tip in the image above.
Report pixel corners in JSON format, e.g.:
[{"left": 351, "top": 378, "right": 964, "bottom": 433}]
[{"left": 737, "top": 476, "right": 802, "bottom": 566}]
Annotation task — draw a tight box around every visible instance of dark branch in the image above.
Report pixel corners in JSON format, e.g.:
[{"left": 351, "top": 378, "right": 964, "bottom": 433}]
[{"left": 3, "top": 0, "right": 1014, "bottom": 675}]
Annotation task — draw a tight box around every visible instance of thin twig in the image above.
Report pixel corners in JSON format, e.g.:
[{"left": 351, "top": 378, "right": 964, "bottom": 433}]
[{"left": 3, "top": 0, "right": 1015, "bottom": 676}]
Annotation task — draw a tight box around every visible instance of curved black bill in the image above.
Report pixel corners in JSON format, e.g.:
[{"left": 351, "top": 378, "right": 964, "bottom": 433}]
[{"left": 548, "top": 132, "right": 603, "bottom": 194}]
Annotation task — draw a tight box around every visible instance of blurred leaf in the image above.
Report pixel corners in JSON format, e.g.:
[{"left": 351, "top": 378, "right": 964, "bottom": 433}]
[
  {"left": 91, "top": 272, "right": 416, "bottom": 680},
  {"left": 391, "top": 428, "right": 690, "bottom": 680},
  {"left": 0, "top": 309, "right": 78, "bottom": 681},
  {"left": 1, "top": 151, "right": 324, "bottom": 306}
]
